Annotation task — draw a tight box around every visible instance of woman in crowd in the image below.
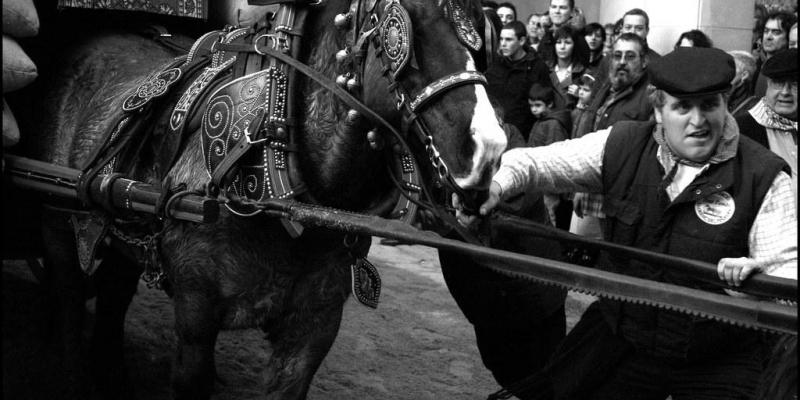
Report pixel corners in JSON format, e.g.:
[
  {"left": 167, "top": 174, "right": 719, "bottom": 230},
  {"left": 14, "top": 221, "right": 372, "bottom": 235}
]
[
  {"left": 674, "top": 29, "right": 714, "bottom": 48},
  {"left": 583, "top": 22, "right": 606, "bottom": 71},
  {"left": 547, "top": 25, "right": 588, "bottom": 109}
]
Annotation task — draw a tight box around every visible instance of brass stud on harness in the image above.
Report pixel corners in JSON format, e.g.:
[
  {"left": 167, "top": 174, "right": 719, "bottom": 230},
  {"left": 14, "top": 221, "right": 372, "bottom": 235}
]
[
  {"left": 346, "top": 109, "right": 361, "bottom": 123},
  {"left": 335, "top": 48, "right": 350, "bottom": 64},
  {"left": 275, "top": 126, "right": 287, "bottom": 140},
  {"left": 346, "top": 75, "right": 361, "bottom": 91},
  {"left": 336, "top": 73, "right": 351, "bottom": 88},
  {"left": 366, "top": 129, "right": 383, "bottom": 150},
  {"left": 334, "top": 12, "right": 352, "bottom": 29}
]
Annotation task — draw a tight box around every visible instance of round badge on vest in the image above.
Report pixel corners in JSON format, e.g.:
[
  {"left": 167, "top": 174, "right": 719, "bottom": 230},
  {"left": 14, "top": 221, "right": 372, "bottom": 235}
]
[{"left": 694, "top": 191, "right": 735, "bottom": 225}]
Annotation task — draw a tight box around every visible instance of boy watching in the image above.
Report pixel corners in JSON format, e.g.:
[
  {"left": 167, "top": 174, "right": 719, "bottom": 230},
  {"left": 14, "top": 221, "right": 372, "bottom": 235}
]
[
  {"left": 526, "top": 83, "right": 572, "bottom": 228},
  {"left": 527, "top": 83, "right": 571, "bottom": 147}
]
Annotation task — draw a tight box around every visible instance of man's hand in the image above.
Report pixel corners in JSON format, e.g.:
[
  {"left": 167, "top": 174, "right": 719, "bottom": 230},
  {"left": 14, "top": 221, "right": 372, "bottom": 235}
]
[
  {"left": 717, "top": 257, "right": 764, "bottom": 287},
  {"left": 453, "top": 181, "right": 502, "bottom": 226}
]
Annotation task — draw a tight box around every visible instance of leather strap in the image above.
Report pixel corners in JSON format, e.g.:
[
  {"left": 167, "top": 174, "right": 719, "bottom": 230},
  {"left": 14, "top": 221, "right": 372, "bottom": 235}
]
[
  {"left": 408, "top": 71, "right": 487, "bottom": 112},
  {"left": 209, "top": 135, "right": 251, "bottom": 190},
  {"left": 219, "top": 42, "right": 410, "bottom": 152}
]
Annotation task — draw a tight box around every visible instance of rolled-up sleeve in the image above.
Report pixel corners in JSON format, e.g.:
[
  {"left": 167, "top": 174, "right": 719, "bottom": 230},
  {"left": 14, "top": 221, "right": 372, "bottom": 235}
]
[{"left": 492, "top": 128, "right": 610, "bottom": 199}]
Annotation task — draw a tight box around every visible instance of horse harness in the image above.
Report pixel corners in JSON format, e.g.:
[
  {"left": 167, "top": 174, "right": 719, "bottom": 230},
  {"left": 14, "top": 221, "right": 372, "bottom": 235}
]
[{"left": 70, "top": 0, "right": 491, "bottom": 290}]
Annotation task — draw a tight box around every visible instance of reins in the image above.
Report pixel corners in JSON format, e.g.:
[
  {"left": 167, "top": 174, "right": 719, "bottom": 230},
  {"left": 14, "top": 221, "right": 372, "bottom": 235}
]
[
  {"left": 221, "top": 0, "right": 493, "bottom": 244},
  {"left": 223, "top": 41, "right": 486, "bottom": 244}
]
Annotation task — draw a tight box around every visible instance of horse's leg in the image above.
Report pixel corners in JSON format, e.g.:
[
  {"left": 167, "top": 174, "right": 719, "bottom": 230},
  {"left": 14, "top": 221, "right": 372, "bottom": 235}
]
[
  {"left": 41, "top": 211, "right": 89, "bottom": 399},
  {"left": 171, "top": 286, "right": 221, "bottom": 400},
  {"left": 90, "top": 247, "right": 143, "bottom": 400},
  {"left": 262, "top": 264, "right": 349, "bottom": 399}
]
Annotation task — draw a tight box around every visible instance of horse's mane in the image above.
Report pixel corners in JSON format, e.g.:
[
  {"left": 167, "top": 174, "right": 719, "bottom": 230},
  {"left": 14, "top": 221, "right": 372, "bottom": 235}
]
[{"left": 298, "top": 0, "right": 390, "bottom": 207}]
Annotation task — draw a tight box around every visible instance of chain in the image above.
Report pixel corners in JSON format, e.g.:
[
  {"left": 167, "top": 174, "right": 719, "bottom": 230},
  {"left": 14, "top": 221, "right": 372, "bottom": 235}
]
[
  {"left": 109, "top": 224, "right": 165, "bottom": 289},
  {"left": 424, "top": 133, "right": 450, "bottom": 182}
]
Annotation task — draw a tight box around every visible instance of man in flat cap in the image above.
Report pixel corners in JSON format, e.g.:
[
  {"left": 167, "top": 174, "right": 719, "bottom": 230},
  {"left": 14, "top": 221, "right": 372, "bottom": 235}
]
[
  {"left": 456, "top": 47, "right": 797, "bottom": 399},
  {"left": 737, "top": 48, "right": 797, "bottom": 203}
]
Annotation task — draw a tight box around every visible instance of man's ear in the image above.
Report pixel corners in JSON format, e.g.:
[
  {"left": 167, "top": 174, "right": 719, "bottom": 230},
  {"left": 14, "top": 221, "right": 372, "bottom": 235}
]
[
  {"left": 741, "top": 70, "right": 750, "bottom": 83},
  {"left": 521, "top": 35, "right": 527, "bottom": 46}
]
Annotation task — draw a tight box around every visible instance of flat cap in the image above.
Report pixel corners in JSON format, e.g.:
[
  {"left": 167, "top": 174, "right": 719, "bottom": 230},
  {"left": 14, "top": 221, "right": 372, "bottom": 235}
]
[
  {"left": 648, "top": 47, "right": 735, "bottom": 97},
  {"left": 762, "top": 49, "right": 798, "bottom": 81}
]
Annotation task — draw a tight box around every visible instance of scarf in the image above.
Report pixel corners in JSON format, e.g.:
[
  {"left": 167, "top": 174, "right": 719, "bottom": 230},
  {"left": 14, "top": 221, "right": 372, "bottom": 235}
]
[
  {"left": 652, "top": 112, "right": 740, "bottom": 198},
  {"left": 748, "top": 98, "right": 798, "bottom": 132}
]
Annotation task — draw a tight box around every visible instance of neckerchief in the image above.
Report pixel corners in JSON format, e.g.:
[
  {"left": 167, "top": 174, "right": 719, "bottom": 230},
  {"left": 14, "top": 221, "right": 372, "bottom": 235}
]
[
  {"left": 653, "top": 112, "right": 740, "bottom": 179},
  {"left": 748, "top": 98, "right": 798, "bottom": 132}
]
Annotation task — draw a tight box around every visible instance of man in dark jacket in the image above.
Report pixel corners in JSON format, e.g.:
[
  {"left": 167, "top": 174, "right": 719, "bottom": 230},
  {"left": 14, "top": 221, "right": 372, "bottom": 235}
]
[
  {"left": 573, "top": 33, "right": 652, "bottom": 137},
  {"left": 462, "top": 47, "right": 796, "bottom": 400},
  {"left": 485, "top": 20, "right": 551, "bottom": 138},
  {"left": 569, "top": 32, "right": 653, "bottom": 240}
]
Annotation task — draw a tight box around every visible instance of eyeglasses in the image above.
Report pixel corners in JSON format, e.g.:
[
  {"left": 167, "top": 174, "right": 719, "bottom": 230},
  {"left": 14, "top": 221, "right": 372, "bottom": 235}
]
[
  {"left": 767, "top": 79, "right": 798, "bottom": 93},
  {"left": 612, "top": 51, "right": 640, "bottom": 61}
]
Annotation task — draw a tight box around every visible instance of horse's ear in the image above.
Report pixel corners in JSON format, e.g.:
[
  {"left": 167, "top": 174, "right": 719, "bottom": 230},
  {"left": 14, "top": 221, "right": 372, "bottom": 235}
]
[{"left": 442, "top": 0, "right": 482, "bottom": 52}]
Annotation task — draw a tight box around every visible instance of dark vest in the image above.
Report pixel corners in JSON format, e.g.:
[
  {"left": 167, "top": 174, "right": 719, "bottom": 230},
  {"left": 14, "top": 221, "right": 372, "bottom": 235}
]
[
  {"left": 598, "top": 120, "right": 787, "bottom": 359},
  {"left": 736, "top": 111, "right": 770, "bottom": 148}
]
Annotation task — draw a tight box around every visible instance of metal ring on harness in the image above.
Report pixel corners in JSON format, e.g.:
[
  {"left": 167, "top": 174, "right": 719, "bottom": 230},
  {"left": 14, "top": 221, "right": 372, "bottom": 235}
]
[
  {"left": 253, "top": 34, "right": 281, "bottom": 55},
  {"left": 99, "top": 172, "right": 125, "bottom": 213}
]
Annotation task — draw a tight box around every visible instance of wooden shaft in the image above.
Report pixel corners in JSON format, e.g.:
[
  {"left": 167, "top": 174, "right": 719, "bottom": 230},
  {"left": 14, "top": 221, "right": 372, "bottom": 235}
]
[{"left": 4, "top": 154, "right": 218, "bottom": 224}]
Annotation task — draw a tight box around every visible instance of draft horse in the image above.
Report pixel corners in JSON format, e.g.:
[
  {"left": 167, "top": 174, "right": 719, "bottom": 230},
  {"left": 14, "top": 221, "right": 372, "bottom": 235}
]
[{"left": 23, "top": 0, "right": 505, "bottom": 398}]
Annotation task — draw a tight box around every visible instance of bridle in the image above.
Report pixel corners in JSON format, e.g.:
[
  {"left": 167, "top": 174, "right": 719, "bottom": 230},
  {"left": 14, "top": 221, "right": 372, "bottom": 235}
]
[
  {"left": 335, "top": 0, "right": 491, "bottom": 214},
  {"left": 146, "top": 0, "right": 494, "bottom": 240}
]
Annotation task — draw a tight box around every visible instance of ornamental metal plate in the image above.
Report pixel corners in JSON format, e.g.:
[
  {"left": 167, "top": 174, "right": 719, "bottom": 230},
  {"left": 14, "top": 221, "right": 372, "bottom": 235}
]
[
  {"left": 380, "top": 0, "right": 413, "bottom": 78},
  {"left": 122, "top": 67, "right": 182, "bottom": 112},
  {"left": 351, "top": 258, "right": 381, "bottom": 308},
  {"left": 170, "top": 57, "right": 236, "bottom": 132},
  {"left": 445, "top": 0, "right": 482, "bottom": 51},
  {"left": 200, "top": 68, "right": 287, "bottom": 184}
]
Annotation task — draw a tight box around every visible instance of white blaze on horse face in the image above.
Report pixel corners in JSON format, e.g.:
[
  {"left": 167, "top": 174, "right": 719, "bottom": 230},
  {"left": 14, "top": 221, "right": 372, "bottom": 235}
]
[{"left": 454, "top": 53, "right": 506, "bottom": 189}]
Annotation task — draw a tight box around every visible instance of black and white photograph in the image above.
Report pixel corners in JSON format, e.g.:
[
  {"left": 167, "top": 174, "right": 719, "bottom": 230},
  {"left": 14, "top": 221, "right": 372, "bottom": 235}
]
[{"left": 2, "top": 0, "right": 796, "bottom": 399}]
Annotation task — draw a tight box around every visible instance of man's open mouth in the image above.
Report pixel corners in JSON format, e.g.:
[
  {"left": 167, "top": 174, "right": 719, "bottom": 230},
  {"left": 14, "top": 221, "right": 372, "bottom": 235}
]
[{"left": 687, "top": 129, "right": 711, "bottom": 139}]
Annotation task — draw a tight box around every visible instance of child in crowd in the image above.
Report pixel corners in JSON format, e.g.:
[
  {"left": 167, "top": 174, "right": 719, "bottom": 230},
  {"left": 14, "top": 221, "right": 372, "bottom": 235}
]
[
  {"left": 570, "top": 73, "right": 596, "bottom": 138},
  {"left": 527, "top": 83, "right": 571, "bottom": 147},
  {"left": 526, "top": 83, "right": 572, "bottom": 228}
]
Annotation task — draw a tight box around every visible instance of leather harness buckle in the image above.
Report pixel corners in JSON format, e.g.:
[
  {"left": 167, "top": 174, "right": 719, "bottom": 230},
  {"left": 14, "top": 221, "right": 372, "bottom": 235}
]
[{"left": 253, "top": 34, "right": 276, "bottom": 55}]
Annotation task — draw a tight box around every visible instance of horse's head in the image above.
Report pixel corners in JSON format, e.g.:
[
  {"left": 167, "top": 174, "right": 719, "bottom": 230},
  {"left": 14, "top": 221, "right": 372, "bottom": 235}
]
[{"left": 354, "top": 0, "right": 506, "bottom": 191}]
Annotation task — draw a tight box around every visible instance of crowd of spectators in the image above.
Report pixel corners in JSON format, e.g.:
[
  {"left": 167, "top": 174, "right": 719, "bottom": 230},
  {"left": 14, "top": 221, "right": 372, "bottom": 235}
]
[{"left": 443, "top": 1, "right": 798, "bottom": 399}]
